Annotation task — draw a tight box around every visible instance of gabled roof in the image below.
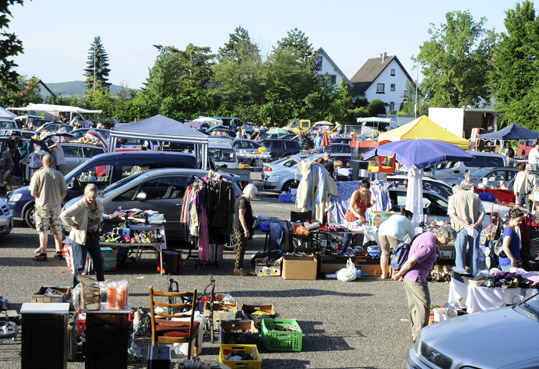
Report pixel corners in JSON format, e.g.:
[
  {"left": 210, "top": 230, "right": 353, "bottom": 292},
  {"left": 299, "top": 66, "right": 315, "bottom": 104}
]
[
  {"left": 350, "top": 54, "right": 413, "bottom": 94},
  {"left": 314, "top": 47, "right": 353, "bottom": 87}
]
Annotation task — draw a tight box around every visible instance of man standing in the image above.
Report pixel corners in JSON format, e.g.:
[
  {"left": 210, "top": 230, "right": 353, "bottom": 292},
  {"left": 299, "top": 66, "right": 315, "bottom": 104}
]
[
  {"left": 322, "top": 151, "right": 334, "bottom": 177},
  {"left": 448, "top": 188, "right": 485, "bottom": 275},
  {"left": 514, "top": 164, "right": 536, "bottom": 211},
  {"left": 29, "top": 155, "right": 67, "bottom": 261},
  {"left": 528, "top": 143, "right": 539, "bottom": 171}
]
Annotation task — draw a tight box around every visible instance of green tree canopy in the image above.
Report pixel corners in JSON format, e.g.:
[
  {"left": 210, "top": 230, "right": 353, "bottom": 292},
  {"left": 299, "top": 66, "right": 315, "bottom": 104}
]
[
  {"left": 276, "top": 28, "right": 314, "bottom": 65},
  {"left": 416, "top": 10, "right": 497, "bottom": 108},
  {"left": 489, "top": 1, "right": 539, "bottom": 129},
  {"left": 0, "top": 0, "right": 24, "bottom": 101},
  {"left": 84, "top": 36, "right": 111, "bottom": 91}
]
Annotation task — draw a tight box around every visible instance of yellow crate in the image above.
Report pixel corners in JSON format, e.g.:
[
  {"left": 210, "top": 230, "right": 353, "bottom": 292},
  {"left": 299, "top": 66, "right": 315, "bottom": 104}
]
[{"left": 219, "top": 344, "right": 261, "bottom": 369}]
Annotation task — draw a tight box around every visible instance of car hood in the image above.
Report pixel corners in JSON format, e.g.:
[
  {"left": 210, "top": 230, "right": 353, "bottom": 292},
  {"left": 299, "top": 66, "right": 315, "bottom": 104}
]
[{"left": 419, "top": 306, "right": 539, "bottom": 368}]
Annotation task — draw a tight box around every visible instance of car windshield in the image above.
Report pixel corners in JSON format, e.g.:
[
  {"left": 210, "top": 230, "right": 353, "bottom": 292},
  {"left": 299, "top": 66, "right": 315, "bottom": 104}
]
[
  {"left": 209, "top": 147, "right": 236, "bottom": 162},
  {"left": 471, "top": 167, "right": 495, "bottom": 180},
  {"left": 522, "top": 293, "right": 539, "bottom": 316},
  {"left": 101, "top": 172, "right": 146, "bottom": 196}
]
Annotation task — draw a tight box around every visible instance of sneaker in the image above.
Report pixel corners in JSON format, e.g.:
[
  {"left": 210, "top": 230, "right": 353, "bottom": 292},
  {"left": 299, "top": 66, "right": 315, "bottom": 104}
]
[{"left": 33, "top": 253, "right": 48, "bottom": 261}]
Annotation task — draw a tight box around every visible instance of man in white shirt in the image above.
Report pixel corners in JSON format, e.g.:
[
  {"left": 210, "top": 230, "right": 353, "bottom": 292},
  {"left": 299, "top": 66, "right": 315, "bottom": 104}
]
[
  {"left": 528, "top": 143, "right": 539, "bottom": 171},
  {"left": 514, "top": 164, "right": 536, "bottom": 211}
]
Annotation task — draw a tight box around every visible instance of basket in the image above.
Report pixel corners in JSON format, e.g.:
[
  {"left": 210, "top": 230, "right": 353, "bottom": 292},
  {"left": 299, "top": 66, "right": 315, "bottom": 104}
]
[
  {"left": 219, "top": 344, "right": 261, "bottom": 369},
  {"left": 79, "top": 275, "right": 101, "bottom": 311},
  {"left": 261, "top": 319, "right": 302, "bottom": 352}
]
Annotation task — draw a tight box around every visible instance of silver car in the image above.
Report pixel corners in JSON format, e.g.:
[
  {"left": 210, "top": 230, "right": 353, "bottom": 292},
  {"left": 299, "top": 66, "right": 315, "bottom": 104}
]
[
  {"left": 407, "top": 293, "right": 539, "bottom": 368},
  {"left": 62, "top": 168, "right": 241, "bottom": 241},
  {"left": 61, "top": 143, "right": 106, "bottom": 173}
]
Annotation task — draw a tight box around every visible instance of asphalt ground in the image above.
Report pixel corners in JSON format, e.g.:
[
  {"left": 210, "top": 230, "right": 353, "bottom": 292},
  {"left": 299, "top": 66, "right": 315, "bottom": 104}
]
[{"left": 0, "top": 174, "right": 452, "bottom": 369}]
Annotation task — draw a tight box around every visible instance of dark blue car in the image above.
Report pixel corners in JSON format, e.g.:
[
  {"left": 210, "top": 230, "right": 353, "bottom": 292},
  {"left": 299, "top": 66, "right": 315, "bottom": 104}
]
[{"left": 7, "top": 151, "right": 198, "bottom": 228}]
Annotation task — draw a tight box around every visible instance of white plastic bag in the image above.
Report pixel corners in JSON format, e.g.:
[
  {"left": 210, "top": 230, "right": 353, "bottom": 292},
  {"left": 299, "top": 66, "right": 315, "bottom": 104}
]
[{"left": 337, "top": 258, "right": 357, "bottom": 282}]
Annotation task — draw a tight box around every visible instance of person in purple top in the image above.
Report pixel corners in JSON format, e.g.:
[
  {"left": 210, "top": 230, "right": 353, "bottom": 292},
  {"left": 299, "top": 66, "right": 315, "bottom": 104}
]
[
  {"left": 499, "top": 208, "right": 524, "bottom": 269},
  {"left": 392, "top": 224, "right": 456, "bottom": 342}
]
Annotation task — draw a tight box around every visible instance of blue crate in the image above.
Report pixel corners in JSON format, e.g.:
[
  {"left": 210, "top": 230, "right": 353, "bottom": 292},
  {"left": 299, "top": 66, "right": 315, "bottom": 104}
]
[{"left": 278, "top": 193, "right": 296, "bottom": 203}]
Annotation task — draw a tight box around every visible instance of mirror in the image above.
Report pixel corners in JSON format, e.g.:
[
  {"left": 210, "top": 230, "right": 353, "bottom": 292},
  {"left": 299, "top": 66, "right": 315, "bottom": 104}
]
[{"left": 136, "top": 192, "right": 147, "bottom": 201}]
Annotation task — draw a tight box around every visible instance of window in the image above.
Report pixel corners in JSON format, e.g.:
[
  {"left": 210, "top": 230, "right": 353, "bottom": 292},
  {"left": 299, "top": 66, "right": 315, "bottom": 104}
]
[
  {"left": 139, "top": 176, "right": 188, "bottom": 200},
  {"left": 75, "top": 164, "right": 113, "bottom": 189},
  {"left": 376, "top": 83, "right": 385, "bottom": 94},
  {"left": 390, "top": 84, "right": 396, "bottom": 91},
  {"left": 390, "top": 69, "right": 395, "bottom": 76},
  {"left": 389, "top": 102, "right": 395, "bottom": 111},
  {"left": 315, "top": 56, "right": 322, "bottom": 71},
  {"left": 328, "top": 75, "right": 336, "bottom": 84}
]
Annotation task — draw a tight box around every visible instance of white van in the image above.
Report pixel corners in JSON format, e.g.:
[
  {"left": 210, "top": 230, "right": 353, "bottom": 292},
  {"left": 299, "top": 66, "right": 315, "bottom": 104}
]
[
  {"left": 208, "top": 139, "right": 239, "bottom": 169},
  {"left": 431, "top": 151, "right": 508, "bottom": 180}
]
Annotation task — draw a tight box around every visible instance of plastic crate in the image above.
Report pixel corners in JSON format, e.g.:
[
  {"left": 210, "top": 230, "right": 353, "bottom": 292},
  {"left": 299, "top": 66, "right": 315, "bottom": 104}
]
[
  {"left": 261, "top": 319, "right": 302, "bottom": 352},
  {"left": 219, "top": 344, "right": 261, "bottom": 369},
  {"left": 278, "top": 193, "right": 296, "bottom": 203}
]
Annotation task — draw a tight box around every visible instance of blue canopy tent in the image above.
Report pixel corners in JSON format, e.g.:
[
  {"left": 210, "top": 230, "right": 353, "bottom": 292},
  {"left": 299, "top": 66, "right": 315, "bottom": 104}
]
[
  {"left": 477, "top": 124, "right": 539, "bottom": 140},
  {"left": 110, "top": 114, "right": 209, "bottom": 169}
]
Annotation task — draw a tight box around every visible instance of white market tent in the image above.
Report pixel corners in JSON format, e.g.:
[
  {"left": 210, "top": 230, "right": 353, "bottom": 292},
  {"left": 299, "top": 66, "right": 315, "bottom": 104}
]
[
  {"left": 110, "top": 114, "right": 209, "bottom": 169},
  {"left": 8, "top": 103, "right": 102, "bottom": 115},
  {"left": 0, "top": 106, "right": 16, "bottom": 119}
]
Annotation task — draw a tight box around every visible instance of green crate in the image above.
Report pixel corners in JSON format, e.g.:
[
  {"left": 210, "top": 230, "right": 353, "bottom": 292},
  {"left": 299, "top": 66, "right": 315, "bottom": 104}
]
[{"left": 261, "top": 319, "right": 302, "bottom": 352}]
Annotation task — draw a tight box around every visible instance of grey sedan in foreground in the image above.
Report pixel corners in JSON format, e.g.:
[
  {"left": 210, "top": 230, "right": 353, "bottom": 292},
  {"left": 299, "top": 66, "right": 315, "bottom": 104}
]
[{"left": 407, "top": 292, "right": 539, "bottom": 369}]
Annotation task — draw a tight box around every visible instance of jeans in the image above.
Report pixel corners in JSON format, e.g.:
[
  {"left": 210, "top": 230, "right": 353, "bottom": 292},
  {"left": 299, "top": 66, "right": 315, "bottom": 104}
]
[
  {"left": 454, "top": 227, "right": 481, "bottom": 275},
  {"left": 72, "top": 232, "right": 105, "bottom": 287},
  {"left": 517, "top": 194, "right": 532, "bottom": 211},
  {"left": 343, "top": 233, "right": 354, "bottom": 249}
]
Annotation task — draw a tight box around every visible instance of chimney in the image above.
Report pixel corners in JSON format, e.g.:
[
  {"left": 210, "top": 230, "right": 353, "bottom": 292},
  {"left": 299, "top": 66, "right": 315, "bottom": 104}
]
[{"left": 380, "top": 52, "right": 387, "bottom": 63}]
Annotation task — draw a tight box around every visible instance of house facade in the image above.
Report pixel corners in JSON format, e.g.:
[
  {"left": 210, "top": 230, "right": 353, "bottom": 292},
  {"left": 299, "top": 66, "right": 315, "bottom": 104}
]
[
  {"left": 314, "top": 47, "right": 353, "bottom": 89},
  {"left": 350, "top": 53, "right": 413, "bottom": 112}
]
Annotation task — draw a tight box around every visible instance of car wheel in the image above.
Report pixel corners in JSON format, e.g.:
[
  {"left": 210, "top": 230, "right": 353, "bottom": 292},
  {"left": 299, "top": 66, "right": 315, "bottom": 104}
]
[
  {"left": 282, "top": 181, "right": 296, "bottom": 194},
  {"left": 24, "top": 204, "right": 36, "bottom": 229}
]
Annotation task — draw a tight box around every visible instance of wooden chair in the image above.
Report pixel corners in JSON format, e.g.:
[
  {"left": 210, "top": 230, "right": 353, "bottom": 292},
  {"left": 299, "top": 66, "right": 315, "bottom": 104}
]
[{"left": 149, "top": 287, "right": 200, "bottom": 359}]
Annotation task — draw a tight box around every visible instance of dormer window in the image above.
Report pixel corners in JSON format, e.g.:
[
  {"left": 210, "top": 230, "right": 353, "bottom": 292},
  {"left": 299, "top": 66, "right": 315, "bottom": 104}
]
[{"left": 390, "top": 69, "right": 396, "bottom": 76}]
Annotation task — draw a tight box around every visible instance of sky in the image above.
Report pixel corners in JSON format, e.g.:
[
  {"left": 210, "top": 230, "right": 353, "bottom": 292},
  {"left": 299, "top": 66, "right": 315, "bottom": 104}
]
[{"left": 7, "top": 0, "right": 529, "bottom": 90}]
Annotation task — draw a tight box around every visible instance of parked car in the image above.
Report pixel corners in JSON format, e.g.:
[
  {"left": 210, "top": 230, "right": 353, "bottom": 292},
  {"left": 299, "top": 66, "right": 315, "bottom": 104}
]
[
  {"left": 0, "top": 119, "right": 17, "bottom": 130},
  {"left": 407, "top": 293, "right": 539, "bottom": 369},
  {"left": 62, "top": 168, "right": 242, "bottom": 241},
  {"left": 387, "top": 174, "right": 453, "bottom": 199},
  {"left": 330, "top": 137, "right": 352, "bottom": 145},
  {"left": 262, "top": 153, "right": 351, "bottom": 193},
  {"left": 232, "top": 139, "right": 262, "bottom": 153},
  {"left": 71, "top": 128, "right": 111, "bottom": 141},
  {"left": 7, "top": 151, "right": 198, "bottom": 228},
  {"left": 388, "top": 187, "right": 450, "bottom": 221},
  {"left": 262, "top": 154, "right": 311, "bottom": 175},
  {"left": 0, "top": 129, "right": 36, "bottom": 139},
  {"left": 206, "top": 125, "right": 236, "bottom": 138},
  {"left": 445, "top": 166, "right": 539, "bottom": 190},
  {"left": 430, "top": 151, "right": 508, "bottom": 180},
  {"left": 315, "top": 143, "right": 351, "bottom": 154},
  {"left": 60, "top": 143, "right": 106, "bottom": 173},
  {"left": 260, "top": 139, "right": 301, "bottom": 159},
  {"left": 0, "top": 198, "right": 14, "bottom": 237},
  {"left": 35, "top": 122, "right": 72, "bottom": 134},
  {"left": 208, "top": 143, "right": 239, "bottom": 169}
]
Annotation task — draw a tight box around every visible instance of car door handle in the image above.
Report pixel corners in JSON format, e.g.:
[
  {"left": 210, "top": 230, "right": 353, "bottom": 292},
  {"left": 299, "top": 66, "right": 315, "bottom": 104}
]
[{"left": 453, "top": 170, "right": 459, "bottom": 173}]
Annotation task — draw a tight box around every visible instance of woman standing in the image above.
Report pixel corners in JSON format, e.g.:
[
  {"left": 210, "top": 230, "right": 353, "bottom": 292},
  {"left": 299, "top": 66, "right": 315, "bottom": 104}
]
[
  {"left": 499, "top": 208, "right": 524, "bottom": 269},
  {"left": 378, "top": 210, "right": 415, "bottom": 279},
  {"left": 343, "top": 179, "right": 376, "bottom": 248},
  {"left": 232, "top": 184, "right": 258, "bottom": 276},
  {"left": 60, "top": 184, "right": 105, "bottom": 287},
  {"left": 392, "top": 224, "right": 456, "bottom": 342}
]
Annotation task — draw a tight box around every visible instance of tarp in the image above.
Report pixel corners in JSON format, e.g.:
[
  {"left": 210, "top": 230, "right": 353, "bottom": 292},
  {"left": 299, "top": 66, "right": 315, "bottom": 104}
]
[
  {"left": 7, "top": 103, "right": 102, "bottom": 114},
  {"left": 378, "top": 115, "right": 469, "bottom": 149},
  {"left": 110, "top": 114, "right": 208, "bottom": 168},
  {"left": 0, "top": 107, "right": 16, "bottom": 119},
  {"left": 477, "top": 124, "right": 539, "bottom": 140}
]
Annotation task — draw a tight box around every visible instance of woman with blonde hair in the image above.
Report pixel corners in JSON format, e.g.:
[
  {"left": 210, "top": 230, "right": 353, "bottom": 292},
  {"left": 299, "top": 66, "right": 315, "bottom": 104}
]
[
  {"left": 232, "top": 183, "right": 258, "bottom": 276},
  {"left": 61, "top": 184, "right": 105, "bottom": 287}
]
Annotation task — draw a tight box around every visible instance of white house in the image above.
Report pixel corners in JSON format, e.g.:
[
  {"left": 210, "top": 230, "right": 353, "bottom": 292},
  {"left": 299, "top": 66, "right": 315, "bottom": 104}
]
[
  {"left": 314, "top": 47, "right": 353, "bottom": 89},
  {"left": 350, "top": 52, "right": 413, "bottom": 111}
]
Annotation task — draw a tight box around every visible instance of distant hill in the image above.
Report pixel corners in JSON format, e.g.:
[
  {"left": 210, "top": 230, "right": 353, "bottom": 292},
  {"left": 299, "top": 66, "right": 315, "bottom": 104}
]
[{"left": 40, "top": 81, "right": 128, "bottom": 97}]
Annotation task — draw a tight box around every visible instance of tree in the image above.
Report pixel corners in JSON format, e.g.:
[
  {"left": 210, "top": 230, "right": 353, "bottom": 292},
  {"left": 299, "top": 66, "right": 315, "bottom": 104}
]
[
  {"left": 84, "top": 36, "right": 111, "bottom": 91},
  {"left": 489, "top": 1, "right": 539, "bottom": 129},
  {"left": 415, "top": 11, "right": 497, "bottom": 108},
  {"left": 276, "top": 28, "right": 313, "bottom": 65},
  {"left": 400, "top": 81, "right": 429, "bottom": 116},
  {"left": 0, "top": 0, "right": 24, "bottom": 101},
  {"left": 0, "top": 75, "right": 42, "bottom": 107}
]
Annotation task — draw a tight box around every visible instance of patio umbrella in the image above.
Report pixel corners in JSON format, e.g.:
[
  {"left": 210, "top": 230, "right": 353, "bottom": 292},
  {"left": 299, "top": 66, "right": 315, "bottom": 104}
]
[
  {"left": 314, "top": 121, "right": 334, "bottom": 126},
  {"left": 321, "top": 129, "right": 329, "bottom": 147},
  {"left": 266, "top": 128, "right": 289, "bottom": 136},
  {"left": 364, "top": 139, "right": 474, "bottom": 226}
]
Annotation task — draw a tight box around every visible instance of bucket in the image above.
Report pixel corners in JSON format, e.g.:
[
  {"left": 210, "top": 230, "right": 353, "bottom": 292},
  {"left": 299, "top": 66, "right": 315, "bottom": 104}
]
[{"left": 171, "top": 311, "right": 206, "bottom": 356}]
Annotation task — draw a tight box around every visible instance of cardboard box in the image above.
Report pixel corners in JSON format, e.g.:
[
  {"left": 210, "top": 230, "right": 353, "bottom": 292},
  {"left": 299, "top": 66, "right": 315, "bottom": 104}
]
[
  {"left": 255, "top": 263, "right": 281, "bottom": 276},
  {"left": 204, "top": 301, "right": 239, "bottom": 328},
  {"left": 282, "top": 255, "right": 317, "bottom": 280},
  {"left": 31, "top": 286, "right": 72, "bottom": 303},
  {"left": 219, "top": 320, "right": 260, "bottom": 345},
  {"left": 317, "top": 255, "right": 369, "bottom": 275},
  {"left": 358, "top": 264, "right": 383, "bottom": 277},
  {"left": 242, "top": 304, "right": 276, "bottom": 322}
]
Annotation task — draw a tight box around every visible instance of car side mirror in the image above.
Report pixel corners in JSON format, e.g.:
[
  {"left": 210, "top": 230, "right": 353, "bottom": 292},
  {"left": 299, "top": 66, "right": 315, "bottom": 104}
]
[
  {"left": 136, "top": 192, "right": 147, "bottom": 201},
  {"left": 67, "top": 178, "right": 74, "bottom": 189}
]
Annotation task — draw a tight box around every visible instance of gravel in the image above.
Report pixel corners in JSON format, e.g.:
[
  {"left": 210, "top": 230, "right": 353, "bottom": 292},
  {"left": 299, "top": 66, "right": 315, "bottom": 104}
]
[{"left": 0, "top": 185, "right": 451, "bottom": 369}]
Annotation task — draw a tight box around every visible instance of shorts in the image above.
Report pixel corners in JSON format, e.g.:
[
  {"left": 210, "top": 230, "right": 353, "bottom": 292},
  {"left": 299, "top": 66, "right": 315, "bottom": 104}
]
[{"left": 35, "top": 207, "right": 62, "bottom": 235}]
